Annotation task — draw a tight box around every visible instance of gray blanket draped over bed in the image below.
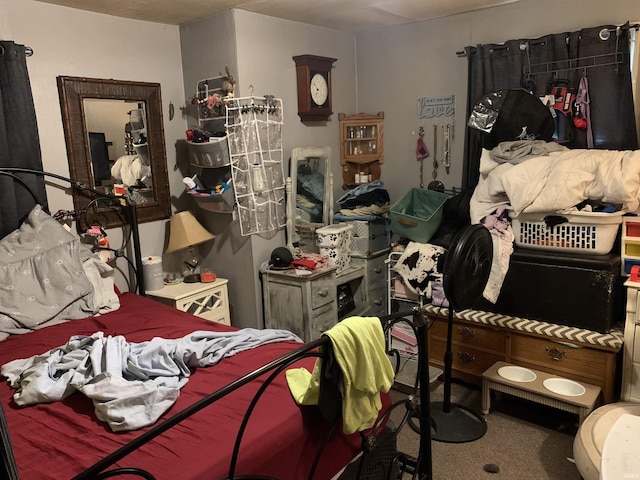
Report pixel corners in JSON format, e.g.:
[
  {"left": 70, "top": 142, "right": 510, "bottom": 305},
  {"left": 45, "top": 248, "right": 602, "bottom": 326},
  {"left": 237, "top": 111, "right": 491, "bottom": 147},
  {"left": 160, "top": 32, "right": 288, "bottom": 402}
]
[{"left": 0, "top": 205, "right": 119, "bottom": 341}]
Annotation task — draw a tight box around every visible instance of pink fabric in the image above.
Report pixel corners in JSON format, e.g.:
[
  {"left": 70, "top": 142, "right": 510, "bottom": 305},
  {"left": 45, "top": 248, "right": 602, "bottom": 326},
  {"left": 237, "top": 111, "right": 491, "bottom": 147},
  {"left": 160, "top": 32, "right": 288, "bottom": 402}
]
[{"left": 575, "top": 75, "right": 593, "bottom": 148}]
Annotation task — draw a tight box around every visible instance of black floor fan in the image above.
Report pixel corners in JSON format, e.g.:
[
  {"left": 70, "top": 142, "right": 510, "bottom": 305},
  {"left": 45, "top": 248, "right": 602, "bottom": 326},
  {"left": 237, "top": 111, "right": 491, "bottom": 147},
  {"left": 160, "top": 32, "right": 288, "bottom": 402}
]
[{"left": 411, "top": 224, "right": 494, "bottom": 443}]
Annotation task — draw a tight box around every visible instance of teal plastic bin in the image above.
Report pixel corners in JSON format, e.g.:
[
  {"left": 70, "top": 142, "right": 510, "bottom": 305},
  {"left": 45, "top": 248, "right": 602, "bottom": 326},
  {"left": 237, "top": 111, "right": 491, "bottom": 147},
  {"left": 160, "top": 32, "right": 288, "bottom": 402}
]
[{"left": 390, "top": 188, "right": 448, "bottom": 243}]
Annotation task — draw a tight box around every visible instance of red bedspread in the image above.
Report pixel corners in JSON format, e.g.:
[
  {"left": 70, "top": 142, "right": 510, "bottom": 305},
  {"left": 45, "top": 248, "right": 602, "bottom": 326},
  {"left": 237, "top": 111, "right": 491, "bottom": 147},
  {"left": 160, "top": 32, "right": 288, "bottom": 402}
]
[{"left": 0, "top": 293, "right": 364, "bottom": 480}]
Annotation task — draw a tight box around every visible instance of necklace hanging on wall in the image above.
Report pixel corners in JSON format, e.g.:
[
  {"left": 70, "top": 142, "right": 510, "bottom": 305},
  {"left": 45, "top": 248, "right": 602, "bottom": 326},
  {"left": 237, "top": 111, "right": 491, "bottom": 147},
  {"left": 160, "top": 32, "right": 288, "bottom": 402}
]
[
  {"left": 428, "top": 123, "right": 444, "bottom": 191},
  {"left": 416, "top": 125, "right": 430, "bottom": 188}
]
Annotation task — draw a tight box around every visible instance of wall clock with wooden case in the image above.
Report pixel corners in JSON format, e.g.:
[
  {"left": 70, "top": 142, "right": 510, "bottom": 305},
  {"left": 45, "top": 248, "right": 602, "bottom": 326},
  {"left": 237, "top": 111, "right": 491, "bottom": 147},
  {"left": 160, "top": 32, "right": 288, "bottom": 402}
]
[{"left": 293, "top": 54, "right": 337, "bottom": 122}]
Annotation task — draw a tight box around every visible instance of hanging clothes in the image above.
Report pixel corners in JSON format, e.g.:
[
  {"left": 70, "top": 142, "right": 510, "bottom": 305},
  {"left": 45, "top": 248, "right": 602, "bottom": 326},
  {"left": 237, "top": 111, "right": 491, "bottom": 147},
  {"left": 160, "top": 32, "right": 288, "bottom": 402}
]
[
  {"left": 574, "top": 75, "right": 594, "bottom": 148},
  {"left": 462, "top": 23, "right": 638, "bottom": 190}
]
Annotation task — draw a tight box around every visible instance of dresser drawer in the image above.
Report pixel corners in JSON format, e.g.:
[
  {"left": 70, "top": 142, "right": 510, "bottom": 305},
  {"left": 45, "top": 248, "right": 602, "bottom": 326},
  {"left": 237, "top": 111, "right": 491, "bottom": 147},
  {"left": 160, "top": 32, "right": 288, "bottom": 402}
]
[
  {"left": 626, "top": 363, "right": 640, "bottom": 402},
  {"left": 430, "top": 318, "right": 506, "bottom": 353},
  {"left": 311, "top": 277, "right": 335, "bottom": 309},
  {"left": 430, "top": 338, "right": 503, "bottom": 376},
  {"left": 627, "top": 286, "right": 639, "bottom": 314},
  {"left": 308, "top": 303, "right": 338, "bottom": 340},
  {"left": 510, "top": 334, "right": 609, "bottom": 377},
  {"left": 634, "top": 324, "right": 640, "bottom": 363},
  {"left": 368, "top": 284, "right": 387, "bottom": 311},
  {"left": 366, "top": 255, "right": 387, "bottom": 282}
]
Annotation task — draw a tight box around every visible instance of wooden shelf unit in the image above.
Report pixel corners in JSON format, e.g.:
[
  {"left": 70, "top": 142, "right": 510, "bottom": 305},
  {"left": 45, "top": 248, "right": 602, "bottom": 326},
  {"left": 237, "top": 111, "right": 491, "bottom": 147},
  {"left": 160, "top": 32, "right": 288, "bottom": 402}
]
[{"left": 338, "top": 112, "right": 384, "bottom": 189}]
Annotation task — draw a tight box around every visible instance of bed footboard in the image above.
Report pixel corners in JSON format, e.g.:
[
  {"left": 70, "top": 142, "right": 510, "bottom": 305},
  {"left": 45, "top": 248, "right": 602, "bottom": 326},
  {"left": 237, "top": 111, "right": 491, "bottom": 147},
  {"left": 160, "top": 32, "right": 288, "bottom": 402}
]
[{"left": 75, "top": 311, "right": 431, "bottom": 480}]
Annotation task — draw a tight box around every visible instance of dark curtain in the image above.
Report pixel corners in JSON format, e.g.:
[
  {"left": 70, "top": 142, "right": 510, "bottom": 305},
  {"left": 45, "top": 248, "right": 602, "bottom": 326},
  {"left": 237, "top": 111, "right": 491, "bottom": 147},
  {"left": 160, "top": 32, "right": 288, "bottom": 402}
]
[
  {"left": 462, "top": 23, "right": 638, "bottom": 190},
  {"left": 0, "top": 41, "right": 47, "bottom": 239}
]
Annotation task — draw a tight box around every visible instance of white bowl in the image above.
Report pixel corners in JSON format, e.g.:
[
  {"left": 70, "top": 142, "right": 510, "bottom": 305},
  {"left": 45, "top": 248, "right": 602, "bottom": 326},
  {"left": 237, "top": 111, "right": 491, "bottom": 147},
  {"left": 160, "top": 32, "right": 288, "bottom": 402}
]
[
  {"left": 497, "top": 365, "right": 537, "bottom": 383},
  {"left": 543, "top": 377, "right": 586, "bottom": 397}
]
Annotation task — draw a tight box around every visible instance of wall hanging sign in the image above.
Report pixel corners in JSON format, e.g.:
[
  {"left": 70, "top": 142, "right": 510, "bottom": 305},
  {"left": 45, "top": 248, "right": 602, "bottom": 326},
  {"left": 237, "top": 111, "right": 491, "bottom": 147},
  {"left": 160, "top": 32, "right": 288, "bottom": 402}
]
[
  {"left": 416, "top": 94, "right": 456, "bottom": 186},
  {"left": 417, "top": 94, "right": 455, "bottom": 119}
]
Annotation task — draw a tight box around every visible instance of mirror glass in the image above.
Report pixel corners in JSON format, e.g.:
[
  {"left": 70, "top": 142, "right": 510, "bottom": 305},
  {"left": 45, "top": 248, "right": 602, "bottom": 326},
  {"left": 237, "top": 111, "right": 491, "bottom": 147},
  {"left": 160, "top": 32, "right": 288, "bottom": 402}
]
[
  {"left": 57, "top": 76, "right": 171, "bottom": 228},
  {"left": 289, "top": 147, "right": 332, "bottom": 252}
]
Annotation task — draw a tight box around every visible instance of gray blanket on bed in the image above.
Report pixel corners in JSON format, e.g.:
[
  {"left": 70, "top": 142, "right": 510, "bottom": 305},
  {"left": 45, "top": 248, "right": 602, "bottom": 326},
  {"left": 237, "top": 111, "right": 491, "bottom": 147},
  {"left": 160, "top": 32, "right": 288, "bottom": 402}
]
[
  {"left": 0, "top": 205, "right": 119, "bottom": 341},
  {"left": 1, "top": 328, "right": 302, "bottom": 431}
]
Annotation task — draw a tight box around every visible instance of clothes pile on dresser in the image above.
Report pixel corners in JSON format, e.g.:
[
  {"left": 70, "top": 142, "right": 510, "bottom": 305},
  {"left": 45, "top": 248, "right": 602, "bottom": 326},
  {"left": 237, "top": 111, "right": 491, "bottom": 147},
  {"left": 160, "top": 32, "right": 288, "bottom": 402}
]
[{"left": 333, "top": 180, "right": 390, "bottom": 223}]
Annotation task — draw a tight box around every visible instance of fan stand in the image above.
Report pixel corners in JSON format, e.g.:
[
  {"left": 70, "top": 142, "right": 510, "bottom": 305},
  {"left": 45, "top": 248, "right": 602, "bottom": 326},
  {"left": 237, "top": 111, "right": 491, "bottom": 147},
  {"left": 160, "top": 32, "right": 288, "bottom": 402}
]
[
  {"left": 429, "top": 306, "right": 487, "bottom": 443},
  {"left": 409, "top": 224, "right": 492, "bottom": 443}
]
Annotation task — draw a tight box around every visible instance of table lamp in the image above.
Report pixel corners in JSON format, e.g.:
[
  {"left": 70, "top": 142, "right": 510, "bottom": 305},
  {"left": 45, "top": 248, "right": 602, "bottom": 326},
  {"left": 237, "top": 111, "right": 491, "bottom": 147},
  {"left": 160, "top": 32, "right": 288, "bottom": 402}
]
[{"left": 165, "top": 211, "right": 215, "bottom": 283}]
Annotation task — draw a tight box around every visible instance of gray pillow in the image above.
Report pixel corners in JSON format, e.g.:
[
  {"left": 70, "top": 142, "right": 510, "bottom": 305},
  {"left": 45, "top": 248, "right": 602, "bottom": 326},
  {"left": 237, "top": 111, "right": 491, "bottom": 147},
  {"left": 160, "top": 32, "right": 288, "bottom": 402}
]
[{"left": 0, "top": 205, "right": 95, "bottom": 336}]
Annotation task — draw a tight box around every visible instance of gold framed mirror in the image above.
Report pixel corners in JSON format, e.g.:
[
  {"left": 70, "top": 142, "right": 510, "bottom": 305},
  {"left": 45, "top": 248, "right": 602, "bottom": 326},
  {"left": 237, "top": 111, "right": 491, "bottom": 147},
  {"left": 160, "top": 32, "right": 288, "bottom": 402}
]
[{"left": 57, "top": 76, "right": 171, "bottom": 228}]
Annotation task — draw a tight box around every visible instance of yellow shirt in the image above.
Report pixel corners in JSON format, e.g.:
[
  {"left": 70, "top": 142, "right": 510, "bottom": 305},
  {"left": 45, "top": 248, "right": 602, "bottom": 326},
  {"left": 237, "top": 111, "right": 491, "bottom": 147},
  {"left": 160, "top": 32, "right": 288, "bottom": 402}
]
[{"left": 286, "top": 316, "right": 394, "bottom": 434}]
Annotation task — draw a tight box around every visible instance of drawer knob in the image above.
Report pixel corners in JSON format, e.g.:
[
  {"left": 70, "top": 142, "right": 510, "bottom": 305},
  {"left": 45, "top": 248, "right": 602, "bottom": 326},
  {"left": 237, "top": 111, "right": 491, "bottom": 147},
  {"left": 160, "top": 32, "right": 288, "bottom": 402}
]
[
  {"left": 457, "top": 351, "right": 476, "bottom": 363},
  {"left": 373, "top": 266, "right": 383, "bottom": 274},
  {"left": 373, "top": 298, "right": 383, "bottom": 306},
  {"left": 545, "top": 346, "right": 566, "bottom": 361},
  {"left": 457, "top": 326, "right": 476, "bottom": 338},
  {"left": 317, "top": 289, "right": 329, "bottom": 297}
]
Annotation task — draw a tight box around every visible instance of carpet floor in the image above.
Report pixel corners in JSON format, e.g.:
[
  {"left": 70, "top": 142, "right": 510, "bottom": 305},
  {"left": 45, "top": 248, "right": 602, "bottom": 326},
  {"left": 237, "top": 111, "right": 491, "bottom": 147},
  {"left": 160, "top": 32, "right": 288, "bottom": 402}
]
[{"left": 390, "top": 378, "right": 584, "bottom": 479}]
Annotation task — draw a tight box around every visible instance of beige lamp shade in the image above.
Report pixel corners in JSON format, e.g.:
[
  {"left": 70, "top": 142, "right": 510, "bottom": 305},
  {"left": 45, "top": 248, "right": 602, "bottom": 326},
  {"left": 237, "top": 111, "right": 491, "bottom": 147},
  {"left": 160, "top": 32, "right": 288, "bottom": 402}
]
[{"left": 165, "top": 211, "right": 215, "bottom": 253}]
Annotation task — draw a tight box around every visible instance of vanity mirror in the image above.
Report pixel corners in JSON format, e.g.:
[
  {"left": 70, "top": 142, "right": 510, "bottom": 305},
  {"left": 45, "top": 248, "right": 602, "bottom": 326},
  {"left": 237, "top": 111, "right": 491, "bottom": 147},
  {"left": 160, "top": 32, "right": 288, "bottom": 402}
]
[
  {"left": 287, "top": 146, "right": 333, "bottom": 252},
  {"left": 57, "top": 76, "right": 171, "bottom": 228}
]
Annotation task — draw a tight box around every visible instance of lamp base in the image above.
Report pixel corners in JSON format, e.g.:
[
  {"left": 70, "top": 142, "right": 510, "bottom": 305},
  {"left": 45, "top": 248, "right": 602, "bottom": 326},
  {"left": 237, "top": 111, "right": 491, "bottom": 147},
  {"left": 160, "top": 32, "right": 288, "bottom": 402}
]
[{"left": 184, "top": 273, "right": 201, "bottom": 283}]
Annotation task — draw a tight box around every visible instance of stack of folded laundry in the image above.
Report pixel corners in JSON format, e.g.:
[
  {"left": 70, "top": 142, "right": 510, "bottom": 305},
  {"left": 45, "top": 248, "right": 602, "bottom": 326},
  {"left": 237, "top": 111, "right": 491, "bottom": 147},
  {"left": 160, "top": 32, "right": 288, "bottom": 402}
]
[{"left": 333, "top": 180, "right": 390, "bottom": 222}]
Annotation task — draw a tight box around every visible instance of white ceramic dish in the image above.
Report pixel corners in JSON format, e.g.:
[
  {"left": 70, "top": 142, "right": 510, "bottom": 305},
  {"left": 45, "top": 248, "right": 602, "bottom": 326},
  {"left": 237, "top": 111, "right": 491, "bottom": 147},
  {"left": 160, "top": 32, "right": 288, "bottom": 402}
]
[
  {"left": 543, "top": 377, "right": 586, "bottom": 397},
  {"left": 497, "top": 365, "right": 537, "bottom": 383}
]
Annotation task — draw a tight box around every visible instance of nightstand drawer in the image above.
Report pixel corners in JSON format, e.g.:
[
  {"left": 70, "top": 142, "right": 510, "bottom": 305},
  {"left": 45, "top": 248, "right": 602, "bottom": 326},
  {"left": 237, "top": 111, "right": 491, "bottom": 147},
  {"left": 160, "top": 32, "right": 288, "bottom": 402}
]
[{"left": 177, "top": 286, "right": 230, "bottom": 325}]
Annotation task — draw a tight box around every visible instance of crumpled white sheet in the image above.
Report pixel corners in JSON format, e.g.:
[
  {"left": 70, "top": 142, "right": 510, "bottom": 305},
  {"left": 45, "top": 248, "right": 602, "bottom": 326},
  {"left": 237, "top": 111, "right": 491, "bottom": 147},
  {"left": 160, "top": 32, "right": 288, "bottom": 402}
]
[
  {"left": 1, "top": 328, "right": 302, "bottom": 431},
  {"left": 470, "top": 147, "right": 640, "bottom": 224},
  {"left": 111, "top": 154, "right": 151, "bottom": 186}
]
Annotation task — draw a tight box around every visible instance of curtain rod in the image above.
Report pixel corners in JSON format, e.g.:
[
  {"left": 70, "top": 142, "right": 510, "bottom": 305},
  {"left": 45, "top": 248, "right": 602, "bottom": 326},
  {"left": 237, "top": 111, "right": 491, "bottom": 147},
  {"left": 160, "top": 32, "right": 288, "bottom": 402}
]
[
  {"left": 0, "top": 44, "right": 33, "bottom": 56},
  {"left": 456, "top": 22, "right": 639, "bottom": 57}
]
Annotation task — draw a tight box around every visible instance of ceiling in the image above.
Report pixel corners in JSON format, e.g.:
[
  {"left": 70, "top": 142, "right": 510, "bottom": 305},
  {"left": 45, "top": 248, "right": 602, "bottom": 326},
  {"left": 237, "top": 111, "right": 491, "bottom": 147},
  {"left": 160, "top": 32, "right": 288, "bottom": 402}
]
[{"left": 34, "top": 0, "right": 521, "bottom": 33}]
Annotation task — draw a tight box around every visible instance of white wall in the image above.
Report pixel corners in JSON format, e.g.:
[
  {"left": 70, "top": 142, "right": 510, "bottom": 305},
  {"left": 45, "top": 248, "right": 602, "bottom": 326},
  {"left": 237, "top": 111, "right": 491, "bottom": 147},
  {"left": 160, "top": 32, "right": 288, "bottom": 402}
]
[
  {"left": 1, "top": 0, "right": 187, "bottom": 290},
  {"left": 356, "top": 0, "right": 640, "bottom": 204}
]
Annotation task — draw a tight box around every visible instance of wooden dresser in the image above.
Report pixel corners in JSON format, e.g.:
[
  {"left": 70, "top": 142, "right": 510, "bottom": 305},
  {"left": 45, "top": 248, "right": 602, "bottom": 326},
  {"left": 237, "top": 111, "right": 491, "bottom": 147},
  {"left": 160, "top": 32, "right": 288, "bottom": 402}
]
[
  {"left": 425, "top": 307, "right": 622, "bottom": 404},
  {"left": 621, "top": 279, "right": 640, "bottom": 402},
  {"left": 261, "top": 250, "right": 389, "bottom": 342},
  {"left": 388, "top": 251, "right": 623, "bottom": 404}
]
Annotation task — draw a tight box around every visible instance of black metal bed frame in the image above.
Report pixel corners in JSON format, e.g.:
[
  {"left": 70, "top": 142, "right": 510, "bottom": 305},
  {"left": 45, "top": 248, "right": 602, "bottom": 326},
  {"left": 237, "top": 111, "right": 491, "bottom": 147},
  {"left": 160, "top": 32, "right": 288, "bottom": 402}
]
[
  {"left": 0, "top": 168, "right": 434, "bottom": 480},
  {"left": 0, "top": 167, "right": 146, "bottom": 295}
]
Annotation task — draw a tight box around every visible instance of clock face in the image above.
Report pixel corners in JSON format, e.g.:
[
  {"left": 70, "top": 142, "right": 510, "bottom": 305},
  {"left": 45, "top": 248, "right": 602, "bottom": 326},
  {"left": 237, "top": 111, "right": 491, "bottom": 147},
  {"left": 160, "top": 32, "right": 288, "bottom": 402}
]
[{"left": 310, "top": 73, "right": 328, "bottom": 106}]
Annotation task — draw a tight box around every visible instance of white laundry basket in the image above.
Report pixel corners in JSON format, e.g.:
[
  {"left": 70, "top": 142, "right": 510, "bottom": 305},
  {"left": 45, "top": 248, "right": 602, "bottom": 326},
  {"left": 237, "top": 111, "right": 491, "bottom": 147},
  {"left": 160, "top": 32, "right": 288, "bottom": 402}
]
[{"left": 510, "top": 210, "right": 623, "bottom": 254}]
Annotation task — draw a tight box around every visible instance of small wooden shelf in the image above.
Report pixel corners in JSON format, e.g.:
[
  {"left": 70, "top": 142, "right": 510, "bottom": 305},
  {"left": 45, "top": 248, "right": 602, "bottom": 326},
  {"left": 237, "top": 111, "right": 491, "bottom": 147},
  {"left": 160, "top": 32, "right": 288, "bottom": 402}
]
[
  {"left": 622, "top": 217, "right": 640, "bottom": 275},
  {"left": 339, "top": 112, "right": 384, "bottom": 189}
]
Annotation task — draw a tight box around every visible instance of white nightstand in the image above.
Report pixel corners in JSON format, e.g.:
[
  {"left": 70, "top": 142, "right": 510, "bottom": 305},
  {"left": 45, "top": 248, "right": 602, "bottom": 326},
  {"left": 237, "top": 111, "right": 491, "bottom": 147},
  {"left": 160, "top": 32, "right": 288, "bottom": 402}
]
[{"left": 146, "top": 278, "right": 231, "bottom": 326}]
